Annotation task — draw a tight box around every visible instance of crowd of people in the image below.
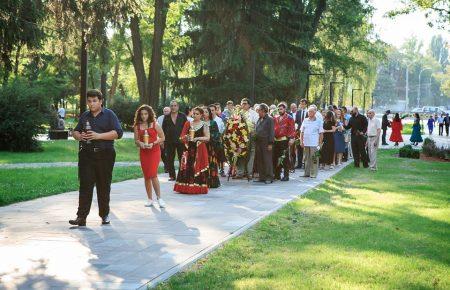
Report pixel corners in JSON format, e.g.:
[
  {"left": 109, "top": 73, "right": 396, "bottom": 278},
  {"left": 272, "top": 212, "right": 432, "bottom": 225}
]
[{"left": 68, "top": 89, "right": 386, "bottom": 226}]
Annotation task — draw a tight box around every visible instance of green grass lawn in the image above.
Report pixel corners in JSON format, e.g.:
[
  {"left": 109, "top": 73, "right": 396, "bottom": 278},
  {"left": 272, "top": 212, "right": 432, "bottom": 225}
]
[
  {"left": 157, "top": 150, "right": 450, "bottom": 289},
  {"left": 0, "top": 166, "right": 144, "bottom": 206},
  {"left": 0, "top": 138, "right": 139, "bottom": 164}
]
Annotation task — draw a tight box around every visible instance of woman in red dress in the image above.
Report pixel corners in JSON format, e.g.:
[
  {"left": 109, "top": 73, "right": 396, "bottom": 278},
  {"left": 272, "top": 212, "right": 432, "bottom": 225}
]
[
  {"left": 389, "top": 113, "right": 403, "bottom": 146},
  {"left": 174, "top": 107, "right": 210, "bottom": 194},
  {"left": 133, "top": 105, "right": 166, "bottom": 207}
]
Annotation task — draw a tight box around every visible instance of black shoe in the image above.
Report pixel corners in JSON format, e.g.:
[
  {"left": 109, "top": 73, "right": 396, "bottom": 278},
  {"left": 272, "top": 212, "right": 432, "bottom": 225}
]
[
  {"left": 295, "top": 166, "right": 302, "bottom": 169},
  {"left": 69, "top": 217, "right": 86, "bottom": 226},
  {"left": 281, "top": 176, "right": 289, "bottom": 181},
  {"left": 102, "top": 215, "right": 110, "bottom": 225},
  {"left": 253, "top": 179, "right": 266, "bottom": 183}
]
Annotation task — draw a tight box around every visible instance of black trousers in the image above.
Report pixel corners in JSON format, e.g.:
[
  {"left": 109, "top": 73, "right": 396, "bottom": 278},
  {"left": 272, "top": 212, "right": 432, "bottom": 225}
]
[
  {"left": 382, "top": 128, "right": 387, "bottom": 144},
  {"left": 273, "top": 140, "right": 289, "bottom": 178},
  {"left": 77, "top": 148, "right": 116, "bottom": 219},
  {"left": 255, "top": 140, "right": 273, "bottom": 181},
  {"left": 439, "top": 124, "right": 444, "bottom": 135},
  {"left": 351, "top": 135, "right": 369, "bottom": 167},
  {"left": 160, "top": 145, "right": 167, "bottom": 171},
  {"left": 446, "top": 124, "right": 449, "bottom": 136},
  {"left": 165, "top": 142, "right": 184, "bottom": 178}
]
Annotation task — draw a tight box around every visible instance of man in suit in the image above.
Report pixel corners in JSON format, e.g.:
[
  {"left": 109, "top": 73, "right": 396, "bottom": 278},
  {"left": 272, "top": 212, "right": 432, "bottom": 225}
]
[
  {"left": 162, "top": 100, "right": 187, "bottom": 181},
  {"left": 344, "top": 107, "right": 369, "bottom": 168},
  {"left": 381, "top": 110, "right": 391, "bottom": 145},
  {"left": 294, "top": 99, "right": 308, "bottom": 169}
]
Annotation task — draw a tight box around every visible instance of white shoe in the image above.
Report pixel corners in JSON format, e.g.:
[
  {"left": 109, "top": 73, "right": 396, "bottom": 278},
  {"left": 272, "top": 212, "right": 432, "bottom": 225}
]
[
  {"left": 330, "top": 165, "right": 334, "bottom": 170},
  {"left": 158, "top": 198, "right": 166, "bottom": 208},
  {"left": 145, "top": 200, "right": 154, "bottom": 207}
]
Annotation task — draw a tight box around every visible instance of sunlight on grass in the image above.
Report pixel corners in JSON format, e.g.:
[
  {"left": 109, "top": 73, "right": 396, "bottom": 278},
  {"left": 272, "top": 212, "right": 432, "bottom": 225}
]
[{"left": 156, "top": 150, "right": 450, "bottom": 289}]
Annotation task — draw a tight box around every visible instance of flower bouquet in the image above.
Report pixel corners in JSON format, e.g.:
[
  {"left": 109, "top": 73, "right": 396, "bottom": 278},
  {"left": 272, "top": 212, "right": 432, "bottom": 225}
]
[
  {"left": 223, "top": 106, "right": 250, "bottom": 180},
  {"left": 312, "top": 145, "right": 322, "bottom": 164}
]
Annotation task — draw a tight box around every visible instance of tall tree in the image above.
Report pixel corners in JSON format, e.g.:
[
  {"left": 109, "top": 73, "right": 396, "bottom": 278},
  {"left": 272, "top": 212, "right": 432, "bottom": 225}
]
[{"left": 146, "top": 0, "right": 170, "bottom": 108}]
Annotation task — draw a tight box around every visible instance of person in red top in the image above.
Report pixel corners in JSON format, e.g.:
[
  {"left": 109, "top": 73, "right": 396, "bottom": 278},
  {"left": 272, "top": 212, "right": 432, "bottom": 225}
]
[
  {"left": 389, "top": 113, "right": 403, "bottom": 146},
  {"left": 273, "top": 102, "right": 296, "bottom": 181},
  {"left": 133, "top": 105, "right": 166, "bottom": 208}
]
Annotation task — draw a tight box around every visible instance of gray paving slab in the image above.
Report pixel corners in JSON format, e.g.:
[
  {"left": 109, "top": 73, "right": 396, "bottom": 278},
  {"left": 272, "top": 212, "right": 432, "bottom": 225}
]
[{"left": 0, "top": 163, "right": 350, "bottom": 289}]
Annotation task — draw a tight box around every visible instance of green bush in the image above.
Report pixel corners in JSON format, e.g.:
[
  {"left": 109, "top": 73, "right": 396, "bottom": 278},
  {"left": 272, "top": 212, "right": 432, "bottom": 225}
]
[
  {"left": 399, "top": 145, "right": 420, "bottom": 159},
  {"left": 0, "top": 79, "right": 51, "bottom": 151},
  {"left": 422, "top": 137, "right": 450, "bottom": 159},
  {"left": 109, "top": 96, "right": 140, "bottom": 130}
]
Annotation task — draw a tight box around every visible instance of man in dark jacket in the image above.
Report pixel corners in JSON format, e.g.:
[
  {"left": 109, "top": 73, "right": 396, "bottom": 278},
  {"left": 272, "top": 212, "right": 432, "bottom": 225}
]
[
  {"left": 344, "top": 107, "right": 369, "bottom": 168},
  {"left": 255, "top": 103, "right": 275, "bottom": 184},
  {"left": 162, "top": 100, "right": 187, "bottom": 180},
  {"left": 381, "top": 110, "right": 391, "bottom": 145}
]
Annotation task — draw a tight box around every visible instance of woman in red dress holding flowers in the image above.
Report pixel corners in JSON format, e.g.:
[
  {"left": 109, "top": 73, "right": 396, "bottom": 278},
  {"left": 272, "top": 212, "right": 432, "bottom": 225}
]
[
  {"left": 174, "top": 107, "right": 210, "bottom": 194},
  {"left": 133, "top": 105, "right": 166, "bottom": 207}
]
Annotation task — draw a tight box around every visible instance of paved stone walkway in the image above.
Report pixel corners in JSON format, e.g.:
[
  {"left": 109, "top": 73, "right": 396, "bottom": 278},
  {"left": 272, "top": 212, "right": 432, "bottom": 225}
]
[{"left": 0, "top": 163, "right": 349, "bottom": 290}]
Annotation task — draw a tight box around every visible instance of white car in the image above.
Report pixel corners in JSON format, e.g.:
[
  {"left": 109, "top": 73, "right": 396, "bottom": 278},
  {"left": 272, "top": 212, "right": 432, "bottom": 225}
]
[{"left": 411, "top": 107, "right": 423, "bottom": 113}]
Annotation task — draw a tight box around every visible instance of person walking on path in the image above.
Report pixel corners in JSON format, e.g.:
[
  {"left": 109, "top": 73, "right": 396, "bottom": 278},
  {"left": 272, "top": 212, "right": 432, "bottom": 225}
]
[
  {"left": 389, "top": 113, "right": 403, "bottom": 146},
  {"left": 162, "top": 100, "right": 187, "bottom": 181},
  {"left": 366, "top": 109, "right": 381, "bottom": 171},
  {"left": 410, "top": 113, "right": 423, "bottom": 146},
  {"left": 134, "top": 105, "right": 166, "bottom": 208},
  {"left": 174, "top": 107, "right": 210, "bottom": 194},
  {"left": 320, "top": 111, "right": 336, "bottom": 170},
  {"left": 299, "top": 106, "right": 324, "bottom": 178},
  {"left": 254, "top": 103, "right": 275, "bottom": 184},
  {"left": 445, "top": 113, "right": 450, "bottom": 137},
  {"left": 427, "top": 115, "right": 435, "bottom": 135},
  {"left": 69, "top": 89, "right": 123, "bottom": 227},
  {"left": 333, "top": 109, "right": 346, "bottom": 166},
  {"left": 437, "top": 114, "right": 444, "bottom": 136},
  {"left": 273, "top": 102, "right": 295, "bottom": 181},
  {"left": 381, "top": 110, "right": 391, "bottom": 145},
  {"left": 344, "top": 107, "right": 369, "bottom": 168}
]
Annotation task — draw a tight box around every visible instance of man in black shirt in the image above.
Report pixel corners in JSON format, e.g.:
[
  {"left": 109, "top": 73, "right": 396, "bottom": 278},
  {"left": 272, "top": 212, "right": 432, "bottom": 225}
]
[
  {"left": 69, "top": 89, "right": 123, "bottom": 226},
  {"left": 381, "top": 110, "right": 391, "bottom": 145},
  {"left": 162, "top": 100, "right": 188, "bottom": 180},
  {"left": 344, "top": 107, "right": 369, "bottom": 168}
]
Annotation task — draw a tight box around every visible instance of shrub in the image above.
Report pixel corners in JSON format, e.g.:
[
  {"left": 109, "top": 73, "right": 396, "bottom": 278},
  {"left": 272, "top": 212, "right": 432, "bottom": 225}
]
[
  {"left": 422, "top": 137, "right": 436, "bottom": 157},
  {"left": 108, "top": 96, "right": 141, "bottom": 130},
  {"left": 399, "top": 145, "right": 420, "bottom": 159},
  {"left": 0, "top": 79, "right": 51, "bottom": 151}
]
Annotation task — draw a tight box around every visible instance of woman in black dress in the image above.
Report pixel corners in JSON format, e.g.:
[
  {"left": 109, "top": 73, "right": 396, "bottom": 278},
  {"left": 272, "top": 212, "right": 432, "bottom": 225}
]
[{"left": 320, "top": 111, "right": 336, "bottom": 169}]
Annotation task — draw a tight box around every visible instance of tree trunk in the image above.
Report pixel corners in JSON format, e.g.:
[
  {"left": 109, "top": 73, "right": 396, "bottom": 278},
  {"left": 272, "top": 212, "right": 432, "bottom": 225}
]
[
  {"left": 100, "top": 31, "right": 109, "bottom": 106},
  {"left": 146, "top": 0, "right": 170, "bottom": 109},
  {"left": 80, "top": 29, "right": 88, "bottom": 115},
  {"left": 14, "top": 44, "right": 22, "bottom": 77},
  {"left": 129, "top": 15, "right": 147, "bottom": 104},
  {"left": 109, "top": 59, "right": 120, "bottom": 105}
]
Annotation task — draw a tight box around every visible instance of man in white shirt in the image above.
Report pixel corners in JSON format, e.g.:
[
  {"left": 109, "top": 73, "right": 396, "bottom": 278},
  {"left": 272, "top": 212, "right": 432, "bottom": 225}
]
[
  {"left": 209, "top": 104, "right": 225, "bottom": 134},
  {"left": 235, "top": 98, "right": 259, "bottom": 179},
  {"left": 289, "top": 103, "right": 297, "bottom": 118},
  {"left": 157, "top": 107, "right": 170, "bottom": 126},
  {"left": 366, "top": 109, "right": 381, "bottom": 171},
  {"left": 57, "top": 106, "right": 66, "bottom": 119},
  {"left": 300, "top": 106, "right": 324, "bottom": 178},
  {"left": 157, "top": 106, "right": 170, "bottom": 172}
]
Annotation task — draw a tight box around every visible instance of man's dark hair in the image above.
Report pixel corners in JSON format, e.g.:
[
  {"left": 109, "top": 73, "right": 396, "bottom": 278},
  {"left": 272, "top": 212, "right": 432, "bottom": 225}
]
[
  {"left": 277, "top": 102, "right": 287, "bottom": 108},
  {"left": 386, "top": 110, "right": 391, "bottom": 114},
  {"left": 300, "top": 98, "right": 307, "bottom": 104},
  {"left": 214, "top": 102, "right": 221, "bottom": 109},
  {"left": 226, "top": 100, "right": 234, "bottom": 105},
  {"left": 241, "top": 97, "right": 252, "bottom": 106},
  {"left": 208, "top": 104, "right": 217, "bottom": 110},
  {"left": 86, "top": 89, "right": 103, "bottom": 100},
  {"left": 259, "top": 103, "right": 269, "bottom": 113}
]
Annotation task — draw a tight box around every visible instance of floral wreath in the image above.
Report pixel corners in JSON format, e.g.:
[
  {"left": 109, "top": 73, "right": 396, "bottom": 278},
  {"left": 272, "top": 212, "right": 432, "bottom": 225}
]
[{"left": 223, "top": 106, "right": 250, "bottom": 164}]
